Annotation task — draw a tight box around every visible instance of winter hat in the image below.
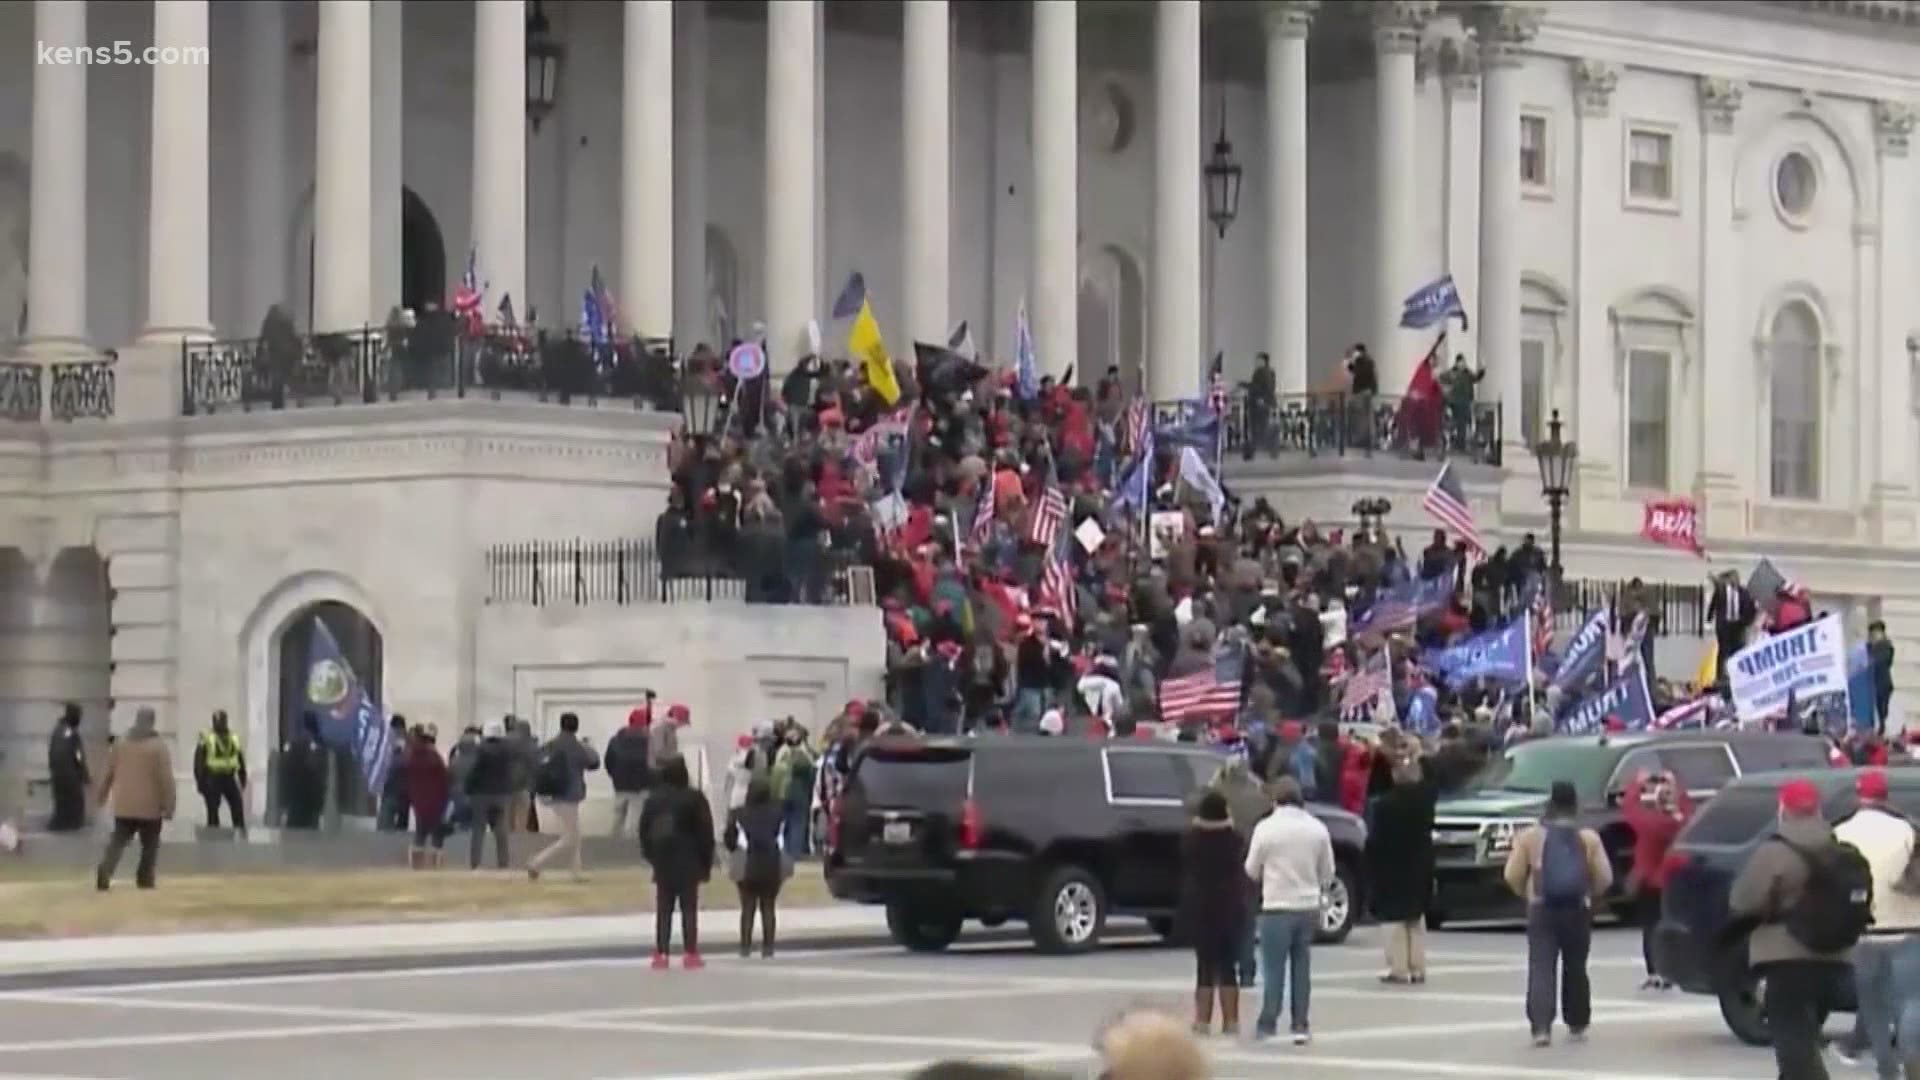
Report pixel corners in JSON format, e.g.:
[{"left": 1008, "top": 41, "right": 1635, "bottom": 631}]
[
  {"left": 1196, "top": 791, "right": 1231, "bottom": 824},
  {"left": 1858, "top": 769, "right": 1890, "bottom": 802},
  {"left": 627, "top": 707, "right": 650, "bottom": 729},
  {"left": 1778, "top": 778, "right": 1821, "bottom": 816}
]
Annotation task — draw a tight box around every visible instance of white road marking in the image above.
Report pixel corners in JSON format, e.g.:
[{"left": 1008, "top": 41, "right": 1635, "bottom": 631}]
[
  {"left": 1208, "top": 1046, "right": 1752, "bottom": 1080},
  {"left": 0, "top": 1020, "right": 451, "bottom": 1055},
  {"left": 603, "top": 1051, "right": 1091, "bottom": 1080}
]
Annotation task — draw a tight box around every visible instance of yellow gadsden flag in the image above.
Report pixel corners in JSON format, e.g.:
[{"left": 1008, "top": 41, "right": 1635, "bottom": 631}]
[
  {"left": 849, "top": 298, "right": 901, "bottom": 406},
  {"left": 1694, "top": 639, "right": 1718, "bottom": 689}
]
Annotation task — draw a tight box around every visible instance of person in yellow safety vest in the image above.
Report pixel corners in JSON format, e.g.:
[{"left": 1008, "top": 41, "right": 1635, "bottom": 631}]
[{"left": 193, "top": 709, "right": 248, "bottom": 834}]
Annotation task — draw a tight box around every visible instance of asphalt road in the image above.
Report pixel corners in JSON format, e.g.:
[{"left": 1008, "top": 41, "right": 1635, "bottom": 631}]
[{"left": 0, "top": 921, "right": 1778, "bottom": 1080}]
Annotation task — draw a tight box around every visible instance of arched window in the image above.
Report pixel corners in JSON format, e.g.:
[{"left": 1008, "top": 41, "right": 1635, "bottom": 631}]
[
  {"left": 1077, "top": 246, "right": 1145, "bottom": 393},
  {"left": 1768, "top": 301, "right": 1822, "bottom": 500},
  {"left": 704, "top": 225, "right": 738, "bottom": 350}
]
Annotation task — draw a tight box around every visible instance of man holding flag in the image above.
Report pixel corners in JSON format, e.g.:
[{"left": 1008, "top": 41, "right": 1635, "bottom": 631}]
[{"left": 834, "top": 272, "right": 902, "bottom": 407}]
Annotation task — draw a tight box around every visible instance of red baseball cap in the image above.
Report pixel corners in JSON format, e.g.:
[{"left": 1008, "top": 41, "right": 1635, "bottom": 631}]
[
  {"left": 1858, "top": 769, "right": 1890, "bottom": 801},
  {"left": 1778, "top": 779, "right": 1821, "bottom": 816}
]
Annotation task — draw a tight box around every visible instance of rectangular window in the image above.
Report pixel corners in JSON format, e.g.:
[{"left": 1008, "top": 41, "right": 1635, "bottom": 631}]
[
  {"left": 1627, "top": 348, "right": 1671, "bottom": 489},
  {"left": 1771, "top": 377, "right": 1820, "bottom": 499},
  {"left": 1628, "top": 127, "right": 1676, "bottom": 206},
  {"left": 1520, "top": 338, "right": 1546, "bottom": 445},
  {"left": 1520, "top": 113, "right": 1550, "bottom": 193}
]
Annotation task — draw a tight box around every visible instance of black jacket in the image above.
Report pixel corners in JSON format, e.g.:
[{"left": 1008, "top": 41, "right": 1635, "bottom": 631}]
[
  {"left": 463, "top": 738, "right": 517, "bottom": 798},
  {"left": 604, "top": 726, "right": 652, "bottom": 793},
  {"left": 640, "top": 784, "right": 716, "bottom": 892},
  {"left": 1367, "top": 774, "right": 1439, "bottom": 921},
  {"left": 726, "top": 800, "right": 787, "bottom": 892},
  {"left": 1179, "top": 821, "right": 1248, "bottom": 942}
]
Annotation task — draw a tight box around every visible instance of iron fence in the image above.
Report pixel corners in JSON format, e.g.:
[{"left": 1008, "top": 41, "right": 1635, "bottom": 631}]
[
  {"left": 48, "top": 357, "right": 116, "bottom": 420},
  {"left": 181, "top": 326, "right": 681, "bottom": 416},
  {"left": 485, "top": 538, "right": 873, "bottom": 608},
  {"left": 1223, "top": 388, "right": 1503, "bottom": 466},
  {"left": 0, "top": 362, "right": 41, "bottom": 422},
  {"left": 1552, "top": 577, "right": 1708, "bottom": 637}
]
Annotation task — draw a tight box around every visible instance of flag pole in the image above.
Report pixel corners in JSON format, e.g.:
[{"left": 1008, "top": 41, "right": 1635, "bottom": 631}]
[{"left": 1523, "top": 614, "right": 1537, "bottom": 726}]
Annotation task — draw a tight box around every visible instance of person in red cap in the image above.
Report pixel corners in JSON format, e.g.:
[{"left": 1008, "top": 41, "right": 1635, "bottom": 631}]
[
  {"left": 1729, "top": 777, "right": 1860, "bottom": 1079},
  {"left": 603, "top": 705, "right": 655, "bottom": 839},
  {"left": 1619, "top": 768, "right": 1694, "bottom": 990},
  {"left": 650, "top": 703, "right": 690, "bottom": 766},
  {"left": 1834, "top": 768, "right": 1920, "bottom": 1072}
]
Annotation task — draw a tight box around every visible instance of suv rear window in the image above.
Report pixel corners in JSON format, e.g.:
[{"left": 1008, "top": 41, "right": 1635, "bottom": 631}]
[
  {"left": 1106, "top": 750, "right": 1192, "bottom": 802},
  {"left": 1679, "top": 786, "right": 1782, "bottom": 846},
  {"left": 852, "top": 746, "right": 972, "bottom": 808}
]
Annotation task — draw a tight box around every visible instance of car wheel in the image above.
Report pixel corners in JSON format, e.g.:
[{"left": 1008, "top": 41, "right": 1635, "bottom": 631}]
[
  {"left": 1030, "top": 866, "right": 1107, "bottom": 954},
  {"left": 1716, "top": 964, "right": 1771, "bottom": 1047},
  {"left": 886, "top": 903, "right": 963, "bottom": 953},
  {"left": 1315, "top": 863, "right": 1358, "bottom": 944}
]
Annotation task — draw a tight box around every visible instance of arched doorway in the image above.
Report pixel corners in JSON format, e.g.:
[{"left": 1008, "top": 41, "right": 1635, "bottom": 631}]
[
  {"left": 274, "top": 601, "right": 385, "bottom": 820},
  {"left": 401, "top": 188, "right": 446, "bottom": 314},
  {"left": 1078, "top": 244, "right": 1146, "bottom": 394}
]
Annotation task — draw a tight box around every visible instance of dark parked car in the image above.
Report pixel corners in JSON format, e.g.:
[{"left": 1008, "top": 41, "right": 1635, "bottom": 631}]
[
  {"left": 1653, "top": 766, "right": 1920, "bottom": 1046},
  {"left": 824, "top": 735, "right": 1369, "bottom": 954},
  {"left": 1429, "top": 730, "right": 1833, "bottom": 927}
]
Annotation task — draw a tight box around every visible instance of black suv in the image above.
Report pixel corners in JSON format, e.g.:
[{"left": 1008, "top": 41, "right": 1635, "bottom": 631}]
[
  {"left": 1430, "top": 730, "right": 1833, "bottom": 926},
  {"left": 824, "top": 735, "right": 1369, "bottom": 954},
  {"left": 1654, "top": 766, "right": 1919, "bottom": 1046}
]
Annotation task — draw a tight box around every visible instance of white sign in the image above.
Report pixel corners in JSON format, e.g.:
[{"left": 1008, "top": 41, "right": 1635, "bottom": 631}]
[
  {"left": 1148, "top": 510, "right": 1185, "bottom": 561},
  {"left": 728, "top": 342, "right": 766, "bottom": 380},
  {"left": 1727, "top": 614, "right": 1850, "bottom": 721},
  {"left": 1074, "top": 518, "right": 1107, "bottom": 554}
]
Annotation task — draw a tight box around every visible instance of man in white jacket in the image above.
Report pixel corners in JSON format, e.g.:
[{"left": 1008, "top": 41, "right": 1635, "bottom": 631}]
[
  {"left": 1244, "top": 776, "right": 1335, "bottom": 1045},
  {"left": 1835, "top": 768, "right": 1920, "bottom": 1076}
]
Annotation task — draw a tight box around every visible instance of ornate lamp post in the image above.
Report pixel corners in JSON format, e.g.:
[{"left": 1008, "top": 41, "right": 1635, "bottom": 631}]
[
  {"left": 1203, "top": 126, "right": 1242, "bottom": 239},
  {"left": 1534, "top": 408, "right": 1579, "bottom": 582},
  {"left": 525, "top": 0, "right": 563, "bottom": 132},
  {"left": 1352, "top": 496, "right": 1393, "bottom": 539},
  {"left": 679, "top": 364, "right": 723, "bottom": 440}
]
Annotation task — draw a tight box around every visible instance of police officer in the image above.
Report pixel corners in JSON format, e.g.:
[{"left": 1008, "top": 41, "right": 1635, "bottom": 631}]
[
  {"left": 193, "top": 709, "right": 248, "bottom": 832},
  {"left": 46, "top": 702, "right": 89, "bottom": 831}
]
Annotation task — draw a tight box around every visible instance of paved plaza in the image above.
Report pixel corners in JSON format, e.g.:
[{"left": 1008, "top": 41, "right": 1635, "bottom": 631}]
[{"left": 0, "top": 920, "right": 1775, "bottom": 1079}]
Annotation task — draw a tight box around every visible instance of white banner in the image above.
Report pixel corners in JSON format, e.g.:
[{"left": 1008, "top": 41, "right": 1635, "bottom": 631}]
[{"left": 1727, "top": 613, "right": 1850, "bottom": 721}]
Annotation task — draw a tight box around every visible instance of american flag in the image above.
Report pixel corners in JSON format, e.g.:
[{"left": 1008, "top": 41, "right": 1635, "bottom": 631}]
[
  {"left": 1341, "top": 644, "right": 1392, "bottom": 718},
  {"left": 1037, "top": 530, "right": 1077, "bottom": 631},
  {"left": 1321, "top": 645, "right": 1349, "bottom": 687},
  {"left": 584, "top": 264, "right": 618, "bottom": 344},
  {"left": 1421, "top": 460, "right": 1485, "bottom": 554},
  {"left": 451, "top": 248, "right": 485, "bottom": 336},
  {"left": 851, "top": 408, "right": 912, "bottom": 467},
  {"left": 1612, "top": 610, "right": 1651, "bottom": 672},
  {"left": 1123, "top": 399, "right": 1150, "bottom": 459},
  {"left": 1653, "top": 696, "right": 1711, "bottom": 731},
  {"left": 1161, "top": 642, "right": 1245, "bottom": 723},
  {"left": 967, "top": 479, "right": 995, "bottom": 551},
  {"left": 1523, "top": 574, "right": 1554, "bottom": 659},
  {"left": 1028, "top": 484, "right": 1069, "bottom": 548},
  {"left": 1206, "top": 353, "right": 1228, "bottom": 418}
]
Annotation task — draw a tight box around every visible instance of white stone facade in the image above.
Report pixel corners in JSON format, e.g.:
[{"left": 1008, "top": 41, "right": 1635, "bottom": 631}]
[{"left": 6, "top": 0, "right": 1920, "bottom": 800}]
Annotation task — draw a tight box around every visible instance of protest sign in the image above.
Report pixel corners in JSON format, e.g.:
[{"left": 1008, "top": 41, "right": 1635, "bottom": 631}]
[{"left": 1726, "top": 614, "right": 1850, "bottom": 723}]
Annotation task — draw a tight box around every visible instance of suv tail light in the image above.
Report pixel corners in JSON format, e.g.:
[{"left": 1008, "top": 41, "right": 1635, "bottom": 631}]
[{"left": 959, "top": 799, "right": 985, "bottom": 850}]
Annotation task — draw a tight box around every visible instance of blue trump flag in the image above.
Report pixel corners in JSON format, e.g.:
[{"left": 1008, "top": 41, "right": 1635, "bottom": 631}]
[
  {"left": 1151, "top": 400, "right": 1222, "bottom": 453},
  {"left": 1558, "top": 665, "right": 1656, "bottom": 736},
  {"left": 1551, "top": 610, "right": 1611, "bottom": 694},
  {"left": 304, "top": 617, "right": 395, "bottom": 797},
  {"left": 1848, "top": 643, "right": 1878, "bottom": 732},
  {"left": 1400, "top": 274, "right": 1469, "bottom": 331},
  {"left": 1404, "top": 686, "right": 1441, "bottom": 737},
  {"left": 1424, "top": 618, "right": 1531, "bottom": 688}
]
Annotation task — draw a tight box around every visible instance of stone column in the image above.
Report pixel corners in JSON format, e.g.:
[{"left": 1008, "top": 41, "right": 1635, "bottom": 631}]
[
  {"left": 764, "top": 0, "right": 818, "bottom": 369},
  {"left": 1472, "top": 2, "right": 1539, "bottom": 458},
  {"left": 623, "top": 0, "right": 674, "bottom": 340},
  {"left": 1694, "top": 76, "right": 1745, "bottom": 513},
  {"left": 1571, "top": 59, "right": 1620, "bottom": 491},
  {"left": 1872, "top": 101, "right": 1916, "bottom": 539},
  {"left": 1030, "top": 0, "right": 1077, "bottom": 381},
  {"left": 902, "top": 0, "right": 951, "bottom": 344},
  {"left": 24, "top": 0, "right": 88, "bottom": 355},
  {"left": 672, "top": 0, "right": 708, "bottom": 349},
  {"left": 1149, "top": 0, "right": 1201, "bottom": 402},
  {"left": 1265, "top": 2, "right": 1315, "bottom": 396},
  {"left": 371, "top": 0, "right": 404, "bottom": 321},
  {"left": 1439, "top": 38, "right": 1479, "bottom": 364},
  {"left": 143, "top": 0, "right": 211, "bottom": 342},
  {"left": 1372, "top": 1, "right": 1429, "bottom": 388},
  {"left": 313, "top": 0, "right": 373, "bottom": 334},
  {"left": 237, "top": 1, "right": 289, "bottom": 335},
  {"left": 472, "top": 0, "right": 526, "bottom": 319}
]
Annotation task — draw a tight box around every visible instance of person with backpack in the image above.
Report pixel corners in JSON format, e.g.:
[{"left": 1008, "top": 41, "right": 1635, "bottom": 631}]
[
  {"left": 1831, "top": 769, "right": 1920, "bottom": 1076},
  {"left": 638, "top": 755, "right": 716, "bottom": 969},
  {"left": 1729, "top": 777, "right": 1867, "bottom": 1080},
  {"left": 603, "top": 708, "right": 652, "bottom": 839},
  {"left": 1502, "top": 780, "right": 1613, "bottom": 1047},
  {"left": 526, "top": 713, "right": 601, "bottom": 882}
]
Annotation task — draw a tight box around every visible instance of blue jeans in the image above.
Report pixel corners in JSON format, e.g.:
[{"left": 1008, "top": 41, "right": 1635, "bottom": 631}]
[
  {"left": 1255, "top": 909, "right": 1316, "bottom": 1034},
  {"left": 1855, "top": 934, "right": 1920, "bottom": 1078},
  {"left": 781, "top": 799, "right": 810, "bottom": 857}
]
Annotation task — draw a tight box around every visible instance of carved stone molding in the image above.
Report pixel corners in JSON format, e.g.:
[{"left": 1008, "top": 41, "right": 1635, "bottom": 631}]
[
  {"left": 1470, "top": 1, "right": 1543, "bottom": 68},
  {"left": 1876, "top": 100, "right": 1916, "bottom": 157},
  {"left": 1571, "top": 59, "right": 1620, "bottom": 117},
  {"left": 1437, "top": 36, "right": 1480, "bottom": 98},
  {"left": 1698, "top": 76, "right": 1746, "bottom": 135},
  {"left": 1751, "top": 503, "right": 1859, "bottom": 542},
  {"left": 1371, "top": 0, "right": 1436, "bottom": 55},
  {"left": 1265, "top": 0, "right": 1319, "bottom": 40}
]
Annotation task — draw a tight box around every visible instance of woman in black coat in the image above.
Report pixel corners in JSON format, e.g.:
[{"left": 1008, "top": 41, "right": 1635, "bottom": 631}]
[
  {"left": 1366, "top": 754, "right": 1438, "bottom": 984},
  {"left": 725, "top": 777, "right": 787, "bottom": 958},
  {"left": 638, "top": 755, "right": 716, "bottom": 968},
  {"left": 1179, "top": 791, "right": 1248, "bottom": 1036}
]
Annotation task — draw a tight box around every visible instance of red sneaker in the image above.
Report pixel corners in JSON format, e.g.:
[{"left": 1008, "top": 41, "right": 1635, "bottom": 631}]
[
  {"left": 682, "top": 951, "right": 705, "bottom": 971},
  {"left": 649, "top": 952, "right": 670, "bottom": 971}
]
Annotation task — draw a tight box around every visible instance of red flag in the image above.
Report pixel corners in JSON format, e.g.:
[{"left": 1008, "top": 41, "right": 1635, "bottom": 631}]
[
  {"left": 1394, "top": 334, "right": 1446, "bottom": 448},
  {"left": 1641, "top": 496, "right": 1705, "bottom": 556}
]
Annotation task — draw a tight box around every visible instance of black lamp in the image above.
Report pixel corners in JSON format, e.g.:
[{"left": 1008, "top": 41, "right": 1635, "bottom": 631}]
[
  {"left": 525, "top": 0, "right": 563, "bottom": 132},
  {"left": 1534, "top": 409, "right": 1578, "bottom": 579},
  {"left": 680, "top": 366, "right": 722, "bottom": 439}
]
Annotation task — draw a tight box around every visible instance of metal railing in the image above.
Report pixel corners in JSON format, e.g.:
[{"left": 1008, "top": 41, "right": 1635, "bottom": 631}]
[
  {"left": 485, "top": 538, "right": 874, "bottom": 608},
  {"left": 181, "top": 326, "right": 682, "bottom": 416},
  {"left": 1551, "top": 578, "right": 1708, "bottom": 637},
  {"left": 48, "top": 358, "right": 116, "bottom": 421},
  {"left": 1223, "top": 388, "right": 1503, "bottom": 466},
  {"left": 0, "top": 362, "right": 42, "bottom": 422}
]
